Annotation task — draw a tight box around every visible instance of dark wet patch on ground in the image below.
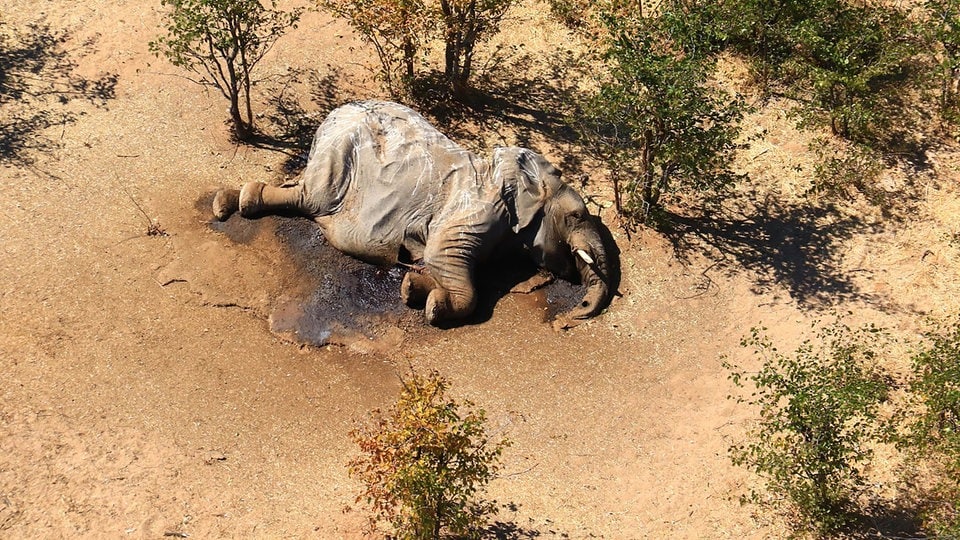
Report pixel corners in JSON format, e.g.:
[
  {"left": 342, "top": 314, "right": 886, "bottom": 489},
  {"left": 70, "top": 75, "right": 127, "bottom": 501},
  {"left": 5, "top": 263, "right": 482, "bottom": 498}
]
[
  {"left": 268, "top": 217, "right": 427, "bottom": 350},
  {"left": 543, "top": 280, "right": 589, "bottom": 319}
]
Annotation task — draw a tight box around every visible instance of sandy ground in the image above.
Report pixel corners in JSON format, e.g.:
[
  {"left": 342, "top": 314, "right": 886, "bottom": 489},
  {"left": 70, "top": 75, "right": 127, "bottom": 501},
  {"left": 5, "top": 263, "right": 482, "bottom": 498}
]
[{"left": 2, "top": 1, "right": 960, "bottom": 538}]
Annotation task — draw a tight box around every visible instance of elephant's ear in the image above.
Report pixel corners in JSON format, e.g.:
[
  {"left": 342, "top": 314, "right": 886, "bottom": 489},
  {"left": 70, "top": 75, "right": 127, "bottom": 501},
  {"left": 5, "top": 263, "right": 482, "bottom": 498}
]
[{"left": 495, "top": 147, "right": 561, "bottom": 233}]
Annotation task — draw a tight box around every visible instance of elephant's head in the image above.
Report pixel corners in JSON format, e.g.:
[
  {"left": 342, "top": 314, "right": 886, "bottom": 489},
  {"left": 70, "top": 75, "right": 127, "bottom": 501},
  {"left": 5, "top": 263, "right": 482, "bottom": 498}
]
[{"left": 495, "top": 147, "right": 616, "bottom": 322}]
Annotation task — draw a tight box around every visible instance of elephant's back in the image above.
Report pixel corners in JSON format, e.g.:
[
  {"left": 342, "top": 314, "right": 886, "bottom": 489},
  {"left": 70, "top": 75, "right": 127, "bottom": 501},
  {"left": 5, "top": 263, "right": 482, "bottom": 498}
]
[{"left": 303, "top": 101, "right": 485, "bottom": 265}]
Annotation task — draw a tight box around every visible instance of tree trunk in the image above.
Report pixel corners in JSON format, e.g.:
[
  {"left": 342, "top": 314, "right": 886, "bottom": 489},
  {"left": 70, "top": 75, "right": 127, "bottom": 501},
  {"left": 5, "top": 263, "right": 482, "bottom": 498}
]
[
  {"left": 229, "top": 94, "right": 252, "bottom": 141},
  {"left": 403, "top": 36, "right": 415, "bottom": 80},
  {"left": 226, "top": 63, "right": 252, "bottom": 141},
  {"left": 640, "top": 129, "right": 655, "bottom": 211}
]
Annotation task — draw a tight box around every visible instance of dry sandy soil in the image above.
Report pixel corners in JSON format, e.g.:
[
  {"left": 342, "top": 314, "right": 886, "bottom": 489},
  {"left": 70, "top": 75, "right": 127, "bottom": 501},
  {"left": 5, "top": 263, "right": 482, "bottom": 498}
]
[{"left": 3, "top": 1, "right": 960, "bottom": 538}]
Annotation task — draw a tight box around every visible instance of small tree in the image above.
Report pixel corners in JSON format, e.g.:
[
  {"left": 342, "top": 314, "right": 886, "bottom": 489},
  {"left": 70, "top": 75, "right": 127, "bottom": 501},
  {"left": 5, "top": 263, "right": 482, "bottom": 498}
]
[
  {"left": 321, "top": 0, "right": 513, "bottom": 96},
  {"left": 150, "top": 0, "right": 302, "bottom": 141},
  {"left": 437, "top": 0, "right": 514, "bottom": 95},
  {"left": 320, "top": 0, "right": 429, "bottom": 93},
  {"left": 900, "top": 319, "right": 960, "bottom": 536},
  {"left": 725, "top": 322, "right": 890, "bottom": 535},
  {"left": 575, "top": 2, "right": 745, "bottom": 224},
  {"left": 349, "top": 368, "right": 510, "bottom": 539}
]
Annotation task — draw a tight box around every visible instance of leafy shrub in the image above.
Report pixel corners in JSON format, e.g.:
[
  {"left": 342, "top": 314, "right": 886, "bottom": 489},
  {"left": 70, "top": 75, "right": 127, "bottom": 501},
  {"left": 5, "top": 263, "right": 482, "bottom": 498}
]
[
  {"left": 320, "top": 0, "right": 513, "bottom": 96},
  {"left": 150, "top": 0, "right": 303, "bottom": 141},
  {"left": 725, "top": 322, "right": 891, "bottom": 535},
  {"left": 809, "top": 137, "right": 886, "bottom": 208},
  {"left": 546, "top": 0, "right": 593, "bottom": 29},
  {"left": 900, "top": 320, "right": 960, "bottom": 536},
  {"left": 320, "top": 0, "right": 429, "bottom": 93},
  {"left": 574, "top": 1, "right": 745, "bottom": 224},
  {"left": 349, "top": 368, "right": 510, "bottom": 539},
  {"left": 923, "top": 0, "right": 960, "bottom": 124},
  {"left": 720, "top": 0, "right": 922, "bottom": 145}
]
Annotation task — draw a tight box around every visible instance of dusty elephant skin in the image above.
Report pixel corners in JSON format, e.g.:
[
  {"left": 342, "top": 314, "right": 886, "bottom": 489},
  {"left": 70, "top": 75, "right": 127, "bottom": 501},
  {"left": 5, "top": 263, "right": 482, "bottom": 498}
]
[{"left": 213, "top": 100, "right": 616, "bottom": 327}]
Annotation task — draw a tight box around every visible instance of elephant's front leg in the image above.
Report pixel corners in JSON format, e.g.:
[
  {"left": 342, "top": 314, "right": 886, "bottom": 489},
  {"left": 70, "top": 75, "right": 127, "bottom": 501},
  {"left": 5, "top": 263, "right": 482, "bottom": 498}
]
[
  {"left": 400, "top": 270, "right": 439, "bottom": 308},
  {"left": 421, "top": 240, "right": 479, "bottom": 326}
]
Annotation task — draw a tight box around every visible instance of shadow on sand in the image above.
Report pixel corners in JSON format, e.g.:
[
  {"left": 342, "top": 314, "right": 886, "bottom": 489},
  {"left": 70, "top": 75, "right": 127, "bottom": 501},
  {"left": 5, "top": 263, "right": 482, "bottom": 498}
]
[
  {"left": 656, "top": 197, "right": 887, "bottom": 309},
  {"left": 0, "top": 19, "right": 117, "bottom": 167}
]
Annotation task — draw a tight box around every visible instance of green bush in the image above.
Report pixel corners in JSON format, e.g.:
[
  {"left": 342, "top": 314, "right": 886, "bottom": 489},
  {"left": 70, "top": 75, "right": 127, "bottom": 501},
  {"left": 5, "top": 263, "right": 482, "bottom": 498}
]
[
  {"left": 320, "top": 0, "right": 513, "bottom": 96},
  {"left": 150, "top": 0, "right": 303, "bottom": 141},
  {"left": 725, "top": 322, "right": 891, "bottom": 535},
  {"left": 545, "top": 0, "right": 593, "bottom": 29},
  {"left": 809, "top": 137, "right": 887, "bottom": 208},
  {"left": 923, "top": 0, "right": 960, "bottom": 124},
  {"left": 720, "top": 0, "right": 922, "bottom": 145},
  {"left": 900, "top": 320, "right": 960, "bottom": 536},
  {"left": 348, "top": 368, "right": 510, "bottom": 539},
  {"left": 574, "top": 1, "right": 745, "bottom": 224}
]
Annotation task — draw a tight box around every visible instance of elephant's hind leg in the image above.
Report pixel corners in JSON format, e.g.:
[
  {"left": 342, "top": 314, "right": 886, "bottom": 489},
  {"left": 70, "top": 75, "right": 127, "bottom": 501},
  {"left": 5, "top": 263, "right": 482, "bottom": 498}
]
[
  {"left": 214, "top": 181, "right": 312, "bottom": 220},
  {"left": 235, "top": 181, "right": 311, "bottom": 218},
  {"left": 212, "top": 189, "right": 241, "bottom": 221}
]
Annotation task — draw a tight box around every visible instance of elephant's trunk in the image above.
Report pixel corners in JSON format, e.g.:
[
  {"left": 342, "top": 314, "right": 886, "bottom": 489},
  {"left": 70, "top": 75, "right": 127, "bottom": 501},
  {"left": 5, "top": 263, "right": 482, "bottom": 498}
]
[{"left": 564, "top": 226, "right": 612, "bottom": 322}]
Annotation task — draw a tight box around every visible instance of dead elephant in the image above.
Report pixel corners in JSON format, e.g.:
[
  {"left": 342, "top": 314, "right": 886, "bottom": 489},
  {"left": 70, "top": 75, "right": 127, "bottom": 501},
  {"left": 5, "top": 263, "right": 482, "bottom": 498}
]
[{"left": 213, "top": 100, "right": 615, "bottom": 327}]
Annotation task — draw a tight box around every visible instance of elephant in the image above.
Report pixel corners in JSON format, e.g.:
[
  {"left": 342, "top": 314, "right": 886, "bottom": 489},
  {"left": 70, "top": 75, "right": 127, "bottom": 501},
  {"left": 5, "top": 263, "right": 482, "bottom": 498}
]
[{"left": 212, "top": 100, "right": 614, "bottom": 327}]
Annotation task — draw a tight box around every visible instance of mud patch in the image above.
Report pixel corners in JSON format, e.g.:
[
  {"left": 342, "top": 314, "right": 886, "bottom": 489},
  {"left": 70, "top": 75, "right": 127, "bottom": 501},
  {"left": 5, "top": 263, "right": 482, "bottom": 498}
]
[
  {"left": 543, "top": 280, "right": 589, "bottom": 319},
  {"left": 264, "top": 217, "right": 427, "bottom": 351},
  {"left": 196, "top": 190, "right": 267, "bottom": 244}
]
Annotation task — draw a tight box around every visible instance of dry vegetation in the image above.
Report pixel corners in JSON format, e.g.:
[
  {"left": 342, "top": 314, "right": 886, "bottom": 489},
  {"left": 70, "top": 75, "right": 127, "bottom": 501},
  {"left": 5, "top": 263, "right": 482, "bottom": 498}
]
[{"left": 2, "top": 0, "right": 960, "bottom": 538}]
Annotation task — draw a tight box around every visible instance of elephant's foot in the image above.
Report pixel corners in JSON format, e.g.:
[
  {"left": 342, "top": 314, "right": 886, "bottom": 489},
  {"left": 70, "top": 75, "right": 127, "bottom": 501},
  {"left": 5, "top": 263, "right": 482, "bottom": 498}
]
[
  {"left": 424, "top": 289, "right": 450, "bottom": 326},
  {"left": 424, "top": 287, "right": 475, "bottom": 326},
  {"left": 238, "top": 182, "right": 266, "bottom": 217},
  {"left": 401, "top": 271, "right": 438, "bottom": 308},
  {"left": 212, "top": 189, "right": 241, "bottom": 221}
]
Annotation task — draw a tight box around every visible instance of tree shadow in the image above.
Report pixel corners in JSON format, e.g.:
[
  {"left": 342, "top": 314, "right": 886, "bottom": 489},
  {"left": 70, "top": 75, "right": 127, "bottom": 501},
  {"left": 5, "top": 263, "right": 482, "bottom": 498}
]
[
  {"left": 0, "top": 19, "right": 118, "bottom": 167},
  {"left": 259, "top": 66, "right": 357, "bottom": 175},
  {"left": 483, "top": 502, "right": 574, "bottom": 539},
  {"left": 843, "top": 502, "right": 925, "bottom": 540},
  {"left": 656, "top": 198, "right": 888, "bottom": 309},
  {"left": 485, "top": 520, "right": 545, "bottom": 539},
  {"left": 409, "top": 48, "right": 591, "bottom": 175}
]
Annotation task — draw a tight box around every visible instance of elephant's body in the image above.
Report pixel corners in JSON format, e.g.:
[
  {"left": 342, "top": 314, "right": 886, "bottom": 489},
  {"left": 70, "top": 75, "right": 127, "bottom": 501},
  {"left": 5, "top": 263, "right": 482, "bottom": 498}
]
[
  {"left": 214, "top": 100, "right": 613, "bottom": 326},
  {"left": 300, "top": 101, "right": 507, "bottom": 268}
]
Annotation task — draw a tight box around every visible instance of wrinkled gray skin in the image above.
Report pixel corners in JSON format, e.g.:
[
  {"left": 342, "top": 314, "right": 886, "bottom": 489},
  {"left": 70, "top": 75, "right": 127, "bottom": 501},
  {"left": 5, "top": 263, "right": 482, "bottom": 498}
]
[{"left": 213, "top": 100, "right": 612, "bottom": 326}]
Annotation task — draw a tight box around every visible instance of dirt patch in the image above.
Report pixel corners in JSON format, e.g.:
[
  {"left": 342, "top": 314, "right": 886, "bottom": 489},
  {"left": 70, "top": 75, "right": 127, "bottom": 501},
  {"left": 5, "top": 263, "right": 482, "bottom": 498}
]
[{"left": 4, "top": 1, "right": 960, "bottom": 538}]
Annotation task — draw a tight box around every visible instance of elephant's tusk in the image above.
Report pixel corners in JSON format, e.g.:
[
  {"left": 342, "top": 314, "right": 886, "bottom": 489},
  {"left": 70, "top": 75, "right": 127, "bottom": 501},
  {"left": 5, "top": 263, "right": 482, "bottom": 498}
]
[{"left": 575, "top": 249, "right": 594, "bottom": 266}]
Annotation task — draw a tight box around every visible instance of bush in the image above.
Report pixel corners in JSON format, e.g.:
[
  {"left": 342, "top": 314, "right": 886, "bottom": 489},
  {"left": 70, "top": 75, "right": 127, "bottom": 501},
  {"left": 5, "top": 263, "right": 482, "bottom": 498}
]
[
  {"left": 923, "top": 0, "right": 960, "bottom": 124},
  {"left": 150, "top": 0, "right": 303, "bottom": 141},
  {"left": 321, "top": 0, "right": 513, "bottom": 96},
  {"left": 545, "top": 0, "right": 593, "bottom": 29},
  {"left": 809, "top": 137, "right": 887, "bottom": 208},
  {"left": 575, "top": 1, "right": 745, "bottom": 224},
  {"left": 900, "top": 320, "right": 960, "bottom": 536},
  {"left": 720, "top": 0, "right": 922, "bottom": 145},
  {"left": 349, "top": 368, "right": 510, "bottom": 539},
  {"left": 725, "top": 322, "right": 891, "bottom": 535}
]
